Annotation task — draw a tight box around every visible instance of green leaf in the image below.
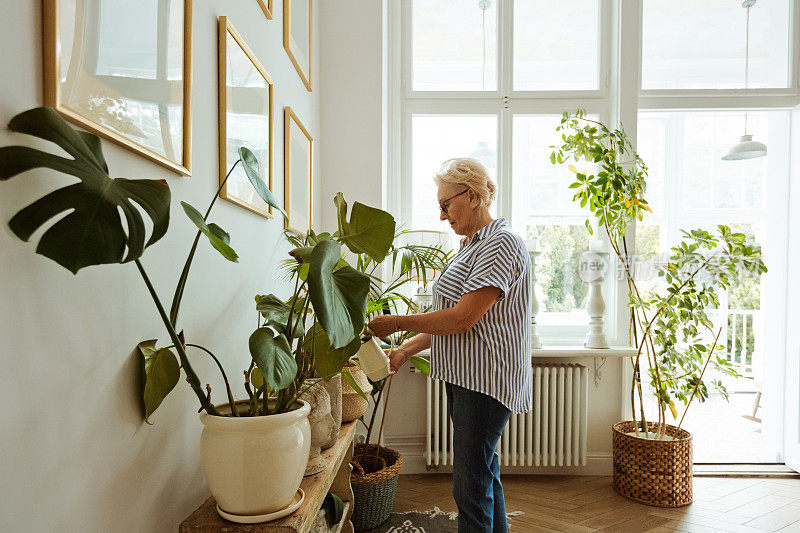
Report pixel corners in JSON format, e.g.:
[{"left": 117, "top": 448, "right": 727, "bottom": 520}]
[
  {"left": 248, "top": 327, "right": 297, "bottom": 390},
  {"left": 343, "top": 367, "right": 368, "bottom": 401},
  {"left": 238, "top": 146, "right": 287, "bottom": 219},
  {"left": 256, "top": 294, "right": 305, "bottom": 338},
  {"left": 303, "top": 322, "right": 361, "bottom": 379},
  {"left": 251, "top": 367, "right": 265, "bottom": 390},
  {"left": 255, "top": 294, "right": 292, "bottom": 323},
  {"left": 333, "top": 192, "right": 396, "bottom": 262},
  {"left": 207, "top": 223, "right": 230, "bottom": 245},
  {"left": 137, "top": 339, "right": 180, "bottom": 424},
  {"left": 0, "top": 107, "right": 171, "bottom": 274},
  {"left": 308, "top": 239, "right": 370, "bottom": 349},
  {"left": 409, "top": 355, "right": 430, "bottom": 376},
  {"left": 181, "top": 202, "right": 238, "bottom": 262},
  {"left": 321, "top": 493, "right": 345, "bottom": 528}
]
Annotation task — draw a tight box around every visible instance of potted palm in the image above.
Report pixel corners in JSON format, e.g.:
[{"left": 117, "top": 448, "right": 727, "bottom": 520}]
[
  {"left": 0, "top": 107, "right": 384, "bottom": 521},
  {"left": 551, "top": 108, "right": 767, "bottom": 507},
  {"left": 346, "top": 231, "right": 448, "bottom": 531}
]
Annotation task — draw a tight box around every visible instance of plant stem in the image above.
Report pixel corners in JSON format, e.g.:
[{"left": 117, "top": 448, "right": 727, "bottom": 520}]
[
  {"left": 677, "top": 327, "right": 723, "bottom": 431},
  {"left": 135, "top": 259, "right": 219, "bottom": 416},
  {"left": 186, "top": 344, "right": 238, "bottom": 416},
  {"left": 168, "top": 159, "right": 241, "bottom": 327},
  {"left": 365, "top": 382, "right": 384, "bottom": 446},
  {"left": 374, "top": 375, "right": 395, "bottom": 459}
]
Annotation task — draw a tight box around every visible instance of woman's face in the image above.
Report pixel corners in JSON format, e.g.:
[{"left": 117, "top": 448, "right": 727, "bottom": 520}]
[{"left": 438, "top": 183, "right": 475, "bottom": 236}]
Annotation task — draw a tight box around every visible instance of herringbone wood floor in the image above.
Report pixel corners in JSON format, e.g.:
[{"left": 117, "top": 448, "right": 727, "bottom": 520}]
[{"left": 392, "top": 475, "right": 800, "bottom": 532}]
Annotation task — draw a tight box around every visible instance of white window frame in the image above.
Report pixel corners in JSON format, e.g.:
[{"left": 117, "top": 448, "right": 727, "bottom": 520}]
[
  {"left": 390, "top": 0, "right": 617, "bottom": 343},
  {"left": 387, "top": 0, "right": 799, "bottom": 346}
]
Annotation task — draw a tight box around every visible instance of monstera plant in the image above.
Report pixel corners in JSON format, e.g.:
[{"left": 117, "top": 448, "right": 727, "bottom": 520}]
[
  {"left": 0, "top": 106, "right": 341, "bottom": 421},
  {"left": 250, "top": 192, "right": 401, "bottom": 414}
]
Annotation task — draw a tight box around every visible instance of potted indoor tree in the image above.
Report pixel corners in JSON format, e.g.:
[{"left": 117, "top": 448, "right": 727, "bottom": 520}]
[
  {"left": 0, "top": 107, "right": 380, "bottom": 521},
  {"left": 550, "top": 108, "right": 767, "bottom": 507}
]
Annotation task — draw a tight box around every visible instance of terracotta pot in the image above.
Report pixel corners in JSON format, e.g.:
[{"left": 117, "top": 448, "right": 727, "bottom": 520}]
[{"left": 199, "top": 400, "right": 310, "bottom": 516}]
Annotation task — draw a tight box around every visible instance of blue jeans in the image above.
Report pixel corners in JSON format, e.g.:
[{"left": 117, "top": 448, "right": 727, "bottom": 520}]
[{"left": 445, "top": 382, "right": 512, "bottom": 533}]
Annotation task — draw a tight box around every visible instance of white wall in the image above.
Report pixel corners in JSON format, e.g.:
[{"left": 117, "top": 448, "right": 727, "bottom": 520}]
[
  {"left": 0, "top": 1, "right": 320, "bottom": 531},
  {"left": 318, "top": 0, "right": 386, "bottom": 232}
]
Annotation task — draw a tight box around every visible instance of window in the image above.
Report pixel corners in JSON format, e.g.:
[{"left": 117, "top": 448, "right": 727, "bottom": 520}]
[
  {"left": 412, "top": 0, "right": 498, "bottom": 91},
  {"left": 411, "top": 115, "right": 498, "bottom": 233},
  {"left": 642, "top": 0, "right": 793, "bottom": 90},
  {"left": 635, "top": 110, "right": 784, "bottom": 376},
  {"left": 394, "top": 0, "right": 797, "bottom": 340},
  {"left": 513, "top": 0, "right": 600, "bottom": 91},
  {"left": 512, "top": 115, "right": 595, "bottom": 320},
  {"left": 399, "top": 1, "right": 607, "bottom": 335}
]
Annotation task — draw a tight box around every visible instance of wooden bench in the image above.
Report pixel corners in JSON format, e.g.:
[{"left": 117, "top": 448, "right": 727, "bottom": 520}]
[{"left": 180, "top": 421, "right": 357, "bottom": 533}]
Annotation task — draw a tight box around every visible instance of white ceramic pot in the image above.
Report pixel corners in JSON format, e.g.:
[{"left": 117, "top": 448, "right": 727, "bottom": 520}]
[{"left": 199, "top": 400, "right": 311, "bottom": 516}]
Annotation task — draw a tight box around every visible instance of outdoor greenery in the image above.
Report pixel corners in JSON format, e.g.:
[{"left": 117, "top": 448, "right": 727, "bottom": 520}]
[
  {"left": 550, "top": 108, "right": 767, "bottom": 439},
  {"left": 527, "top": 224, "right": 590, "bottom": 313}
]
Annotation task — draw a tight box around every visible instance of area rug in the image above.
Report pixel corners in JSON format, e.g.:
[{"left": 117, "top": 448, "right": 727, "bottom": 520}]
[
  {"left": 359, "top": 508, "right": 524, "bottom": 532},
  {"left": 359, "top": 508, "right": 457, "bottom": 532}
]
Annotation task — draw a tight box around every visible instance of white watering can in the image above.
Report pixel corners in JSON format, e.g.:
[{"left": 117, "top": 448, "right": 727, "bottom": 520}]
[{"left": 357, "top": 336, "right": 391, "bottom": 381}]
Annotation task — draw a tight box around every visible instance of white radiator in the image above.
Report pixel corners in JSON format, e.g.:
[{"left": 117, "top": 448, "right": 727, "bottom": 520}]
[{"left": 425, "top": 363, "right": 589, "bottom": 468}]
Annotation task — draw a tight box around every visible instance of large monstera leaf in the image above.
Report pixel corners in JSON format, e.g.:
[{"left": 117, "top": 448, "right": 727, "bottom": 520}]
[
  {"left": 0, "top": 107, "right": 171, "bottom": 274},
  {"left": 302, "top": 322, "right": 361, "bottom": 379},
  {"left": 333, "top": 192, "right": 395, "bottom": 262},
  {"left": 307, "top": 239, "right": 370, "bottom": 349}
]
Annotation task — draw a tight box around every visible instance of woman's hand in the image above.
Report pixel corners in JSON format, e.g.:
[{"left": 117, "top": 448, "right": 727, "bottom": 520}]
[
  {"left": 386, "top": 348, "right": 410, "bottom": 374},
  {"left": 367, "top": 314, "right": 397, "bottom": 338}
]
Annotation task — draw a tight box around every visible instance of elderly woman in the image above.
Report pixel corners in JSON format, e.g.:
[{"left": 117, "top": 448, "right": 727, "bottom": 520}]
[{"left": 367, "top": 158, "right": 532, "bottom": 533}]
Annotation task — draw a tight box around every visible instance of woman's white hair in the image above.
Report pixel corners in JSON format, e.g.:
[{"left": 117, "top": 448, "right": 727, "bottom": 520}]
[{"left": 434, "top": 157, "right": 497, "bottom": 208}]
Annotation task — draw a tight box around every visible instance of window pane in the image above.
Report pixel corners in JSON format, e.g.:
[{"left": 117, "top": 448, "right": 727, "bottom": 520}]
[
  {"left": 682, "top": 113, "right": 768, "bottom": 211},
  {"left": 513, "top": 0, "right": 599, "bottom": 91},
  {"left": 411, "top": 115, "right": 498, "bottom": 233},
  {"left": 635, "top": 110, "right": 775, "bottom": 396},
  {"left": 513, "top": 115, "right": 595, "bottom": 318},
  {"left": 529, "top": 224, "right": 590, "bottom": 315},
  {"left": 412, "top": 0, "right": 497, "bottom": 91},
  {"left": 642, "top": 0, "right": 791, "bottom": 89}
]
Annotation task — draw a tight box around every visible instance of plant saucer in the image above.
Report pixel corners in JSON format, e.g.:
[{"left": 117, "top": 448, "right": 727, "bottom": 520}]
[{"left": 216, "top": 489, "right": 305, "bottom": 524}]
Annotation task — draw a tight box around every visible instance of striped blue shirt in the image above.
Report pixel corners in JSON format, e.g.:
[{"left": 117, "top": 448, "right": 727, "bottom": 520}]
[{"left": 430, "top": 218, "right": 532, "bottom": 413}]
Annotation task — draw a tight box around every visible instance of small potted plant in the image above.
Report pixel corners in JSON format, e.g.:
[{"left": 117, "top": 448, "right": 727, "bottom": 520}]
[{"left": 551, "top": 108, "right": 767, "bottom": 507}]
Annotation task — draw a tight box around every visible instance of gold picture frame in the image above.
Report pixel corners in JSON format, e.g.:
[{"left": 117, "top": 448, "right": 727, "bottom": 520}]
[
  {"left": 257, "top": 0, "right": 273, "bottom": 19},
  {"left": 218, "top": 17, "right": 275, "bottom": 219},
  {"left": 284, "top": 107, "right": 313, "bottom": 235},
  {"left": 43, "top": 0, "right": 193, "bottom": 176},
  {"left": 283, "top": 0, "right": 312, "bottom": 92}
]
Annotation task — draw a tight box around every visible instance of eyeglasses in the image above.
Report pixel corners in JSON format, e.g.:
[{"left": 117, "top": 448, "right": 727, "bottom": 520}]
[{"left": 439, "top": 188, "right": 470, "bottom": 215}]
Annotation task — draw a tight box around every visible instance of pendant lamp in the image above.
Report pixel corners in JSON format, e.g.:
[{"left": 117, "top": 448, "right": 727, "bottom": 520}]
[{"left": 722, "top": 0, "right": 767, "bottom": 161}]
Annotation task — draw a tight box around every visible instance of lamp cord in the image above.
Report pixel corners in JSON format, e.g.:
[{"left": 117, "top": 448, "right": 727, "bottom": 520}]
[
  {"left": 744, "top": 4, "right": 751, "bottom": 134},
  {"left": 482, "top": 6, "right": 486, "bottom": 90}
]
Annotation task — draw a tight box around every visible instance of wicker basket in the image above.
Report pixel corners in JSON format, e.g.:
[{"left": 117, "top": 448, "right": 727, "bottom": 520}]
[
  {"left": 612, "top": 421, "right": 693, "bottom": 507},
  {"left": 351, "top": 444, "right": 404, "bottom": 531},
  {"left": 341, "top": 364, "right": 371, "bottom": 422}
]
